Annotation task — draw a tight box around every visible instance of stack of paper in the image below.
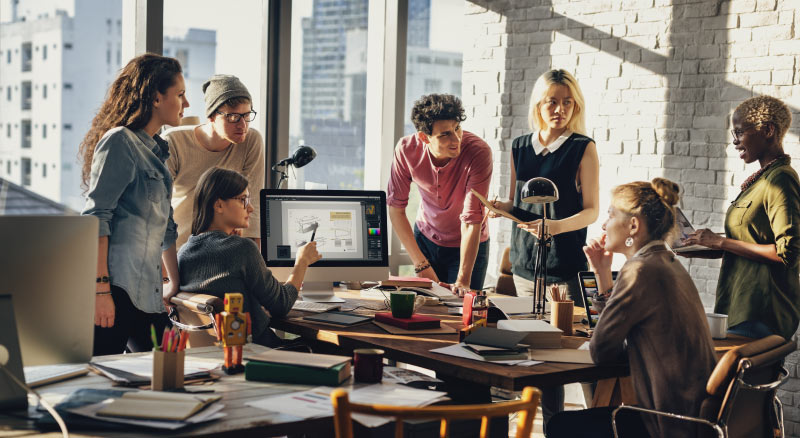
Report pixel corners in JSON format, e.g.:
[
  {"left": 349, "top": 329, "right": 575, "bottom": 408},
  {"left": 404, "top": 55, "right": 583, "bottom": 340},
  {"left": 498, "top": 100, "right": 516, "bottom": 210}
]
[
  {"left": 246, "top": 383, "right": 449, "bottom": 427},
  {"left": 497, "top": 319, "right": 563, "bottom": 348},
  {"left": 462, "top": 327, "right": 529, "bottom": 361},
  {"left": 59, "top": 388, "right": 225, "bottom": 430},
  {"left": 90, "top": 355, "right": 220, "bottom": 386}
]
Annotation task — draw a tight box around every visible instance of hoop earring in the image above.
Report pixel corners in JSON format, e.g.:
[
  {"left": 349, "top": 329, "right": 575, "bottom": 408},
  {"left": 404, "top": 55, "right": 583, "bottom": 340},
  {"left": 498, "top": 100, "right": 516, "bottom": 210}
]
[{"left": 625, "top": 237, "right": 634, "bottom": 247}]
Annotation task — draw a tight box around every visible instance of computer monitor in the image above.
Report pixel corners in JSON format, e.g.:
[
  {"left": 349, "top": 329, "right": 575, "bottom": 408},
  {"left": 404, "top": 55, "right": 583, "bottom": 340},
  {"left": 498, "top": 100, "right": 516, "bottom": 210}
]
[
  {"left": 261, "top": 189, "right": 389, "bottom": 302},
  {"left": 0, "top": 215, "right": 97, "bottom": 408}
]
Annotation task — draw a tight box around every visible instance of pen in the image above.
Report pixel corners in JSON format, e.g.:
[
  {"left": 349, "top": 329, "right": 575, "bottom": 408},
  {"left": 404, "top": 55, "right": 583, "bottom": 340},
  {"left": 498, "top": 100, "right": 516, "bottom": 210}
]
[
  {"left": 310, "top": 229, "right": 316, "bottom": 242},
  {"left": 150, "top": 324, "right": 158, "bottom": 350}
]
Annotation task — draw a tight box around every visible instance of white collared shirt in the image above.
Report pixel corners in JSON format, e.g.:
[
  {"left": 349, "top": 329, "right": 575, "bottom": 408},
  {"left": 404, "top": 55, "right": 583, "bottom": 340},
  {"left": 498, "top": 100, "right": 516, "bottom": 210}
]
[{"left": 531, "top": 130, "right": 573, "bottom": 156}]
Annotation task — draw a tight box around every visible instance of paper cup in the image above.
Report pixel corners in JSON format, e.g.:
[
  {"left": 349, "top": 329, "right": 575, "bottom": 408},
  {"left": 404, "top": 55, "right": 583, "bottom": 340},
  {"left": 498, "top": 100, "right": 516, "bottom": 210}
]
[{"left": 706, "top": 313, "right": 728, "bottom": 339}]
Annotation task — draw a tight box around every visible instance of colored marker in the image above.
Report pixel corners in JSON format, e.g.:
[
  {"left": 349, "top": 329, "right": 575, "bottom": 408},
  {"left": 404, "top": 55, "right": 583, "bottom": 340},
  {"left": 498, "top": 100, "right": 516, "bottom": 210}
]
[{"left": 150, "top": 324, "right": 158, "bottom": 350}]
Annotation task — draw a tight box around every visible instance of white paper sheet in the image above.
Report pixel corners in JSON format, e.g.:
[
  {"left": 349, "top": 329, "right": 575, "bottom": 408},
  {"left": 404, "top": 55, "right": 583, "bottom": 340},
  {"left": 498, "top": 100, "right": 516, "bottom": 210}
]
[{"left": 93, "top": 355, "right": 221, "bottom": 378}]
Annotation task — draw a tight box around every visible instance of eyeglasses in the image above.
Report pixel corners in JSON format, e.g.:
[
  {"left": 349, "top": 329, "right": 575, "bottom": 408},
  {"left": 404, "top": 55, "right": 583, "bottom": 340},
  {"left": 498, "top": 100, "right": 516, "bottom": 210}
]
[
  {"left": 229, "top": 195, "right": 251, "bottom": 209},
  {"left": 216, "top": 110, "right": 257, "bottom": 123},
  {"left": 731, "top": 125, "right": 754, "bottom": 141}
]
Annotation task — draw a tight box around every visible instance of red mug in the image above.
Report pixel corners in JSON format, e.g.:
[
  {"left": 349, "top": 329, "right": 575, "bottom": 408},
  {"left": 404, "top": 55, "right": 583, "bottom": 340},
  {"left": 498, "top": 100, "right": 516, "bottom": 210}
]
[{"left": 353, "top": 348, "right": 384, "bottom": 383}]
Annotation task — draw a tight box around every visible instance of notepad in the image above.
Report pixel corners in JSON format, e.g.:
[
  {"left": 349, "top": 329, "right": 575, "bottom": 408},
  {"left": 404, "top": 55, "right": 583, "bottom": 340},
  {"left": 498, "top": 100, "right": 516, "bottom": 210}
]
[{"left": 96, "top": 391, "right": 221, "bottom": 421}]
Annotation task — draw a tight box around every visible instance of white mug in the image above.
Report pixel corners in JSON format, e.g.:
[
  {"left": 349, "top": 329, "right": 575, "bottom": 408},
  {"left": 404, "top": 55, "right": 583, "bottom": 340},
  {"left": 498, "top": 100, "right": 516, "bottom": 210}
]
[{"left": 706, "top": 313, "right": 728, "bottom": 339}]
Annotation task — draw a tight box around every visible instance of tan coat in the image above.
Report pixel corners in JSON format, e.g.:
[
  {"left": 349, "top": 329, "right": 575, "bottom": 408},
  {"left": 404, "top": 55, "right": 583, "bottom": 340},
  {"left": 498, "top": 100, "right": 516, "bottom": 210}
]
[{"left": 590, "top": 243, "right": 717, "bottom": 438}]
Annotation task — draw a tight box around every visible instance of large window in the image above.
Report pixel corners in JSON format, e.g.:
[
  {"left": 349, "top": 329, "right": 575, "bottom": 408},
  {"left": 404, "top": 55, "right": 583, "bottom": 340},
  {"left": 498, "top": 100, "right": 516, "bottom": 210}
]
[
  {"left": 163, "top": 1, "right": 265, "bottom": 126},
  {"left": 397, "top": 0, "right": 465, "bottom": 274},
  {"left": 288, "top": 0, "right": 370, "bottom": 190},
  {"left": 0, "top": 0, "right": 124, "bottom": 211}
]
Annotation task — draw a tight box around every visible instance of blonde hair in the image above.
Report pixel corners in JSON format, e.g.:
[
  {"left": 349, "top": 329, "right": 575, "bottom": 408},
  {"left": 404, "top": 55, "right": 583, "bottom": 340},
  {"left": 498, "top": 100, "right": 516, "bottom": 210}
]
[
  {"left": 734, "top": 95, "right": 792, "bottom": 144},
  {"left": 611, "top": 178, "right": 681, "bottom": 242},
  {"left": 528, "top": 69, "right": 587, "bottom": 135}
]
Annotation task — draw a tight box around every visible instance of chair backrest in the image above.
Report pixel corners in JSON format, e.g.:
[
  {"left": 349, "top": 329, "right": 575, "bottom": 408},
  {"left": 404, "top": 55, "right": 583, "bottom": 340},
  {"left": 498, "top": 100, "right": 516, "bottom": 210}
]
[
  {"left": 700, "top": 335, "right": 795, "bottom": 438},
  {"left": 330, "top": 386, "right": 540, "bottom": 438},
  {"left": 169, "top": 292, "right": 224, "bottom": 348}
]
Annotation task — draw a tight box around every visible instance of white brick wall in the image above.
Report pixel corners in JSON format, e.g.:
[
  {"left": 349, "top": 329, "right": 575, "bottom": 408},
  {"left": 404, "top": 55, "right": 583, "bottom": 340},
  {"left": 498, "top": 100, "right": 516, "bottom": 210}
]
[{"left": 461, "top": 0, "right": 800, "bottom": 433}]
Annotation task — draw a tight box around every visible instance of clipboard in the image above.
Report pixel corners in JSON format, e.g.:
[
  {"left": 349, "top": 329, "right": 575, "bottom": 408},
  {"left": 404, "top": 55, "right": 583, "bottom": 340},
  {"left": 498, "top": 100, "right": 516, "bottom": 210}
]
[{"left": 470, "top": 189, "right": 524, "bottom": 224}]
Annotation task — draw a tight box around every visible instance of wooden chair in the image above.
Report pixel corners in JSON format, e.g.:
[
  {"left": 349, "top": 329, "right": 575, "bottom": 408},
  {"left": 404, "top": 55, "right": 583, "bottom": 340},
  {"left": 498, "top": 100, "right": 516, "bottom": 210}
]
[
  {"left": 330, "top": 386, "right": 540, "bottom": 438},
  {"left": 168, "top": 292, "right": 223, "bottom": 347},
  {"left": 612, "top": 334, "right": 795, "bottom": 438}
]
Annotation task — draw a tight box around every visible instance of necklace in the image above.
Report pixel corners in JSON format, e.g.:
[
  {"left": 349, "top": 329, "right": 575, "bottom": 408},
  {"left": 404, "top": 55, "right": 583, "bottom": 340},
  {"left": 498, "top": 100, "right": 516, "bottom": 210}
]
[{"left": 740, "top": 154, "right": 790, "bottom": 192}]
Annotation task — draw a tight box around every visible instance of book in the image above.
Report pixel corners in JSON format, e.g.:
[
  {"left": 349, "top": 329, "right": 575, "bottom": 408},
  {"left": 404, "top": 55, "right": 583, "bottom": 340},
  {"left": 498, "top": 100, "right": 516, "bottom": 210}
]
[
  {"left": 374, "top": 312, "right": 441, "bottom": 330},
  {"left": 463, "top": 327, "right": 528, "bottom": 350},
  {"left": 497, "top": 319, "right": 563, "bottom": 349},
  {"left": 470, "top": 189, "right": 524, "bottom": 224},
  {"left": 246, "top": 349, "right": 351, "bottom": 369},
  {"left": 380, "top": 276, "right": 433, "bottom": 288},
  {"left": 302, "top": 311, "right": 373, "bottom": 326},
  {"left": 24, "top": 363, "right": 89, "bottom": 388},
  {"left": 245, "top": 360, "right": 351, "bottom": 386},
  {"left": 96, "top": 390, "right": 221, "bottom": 421}
]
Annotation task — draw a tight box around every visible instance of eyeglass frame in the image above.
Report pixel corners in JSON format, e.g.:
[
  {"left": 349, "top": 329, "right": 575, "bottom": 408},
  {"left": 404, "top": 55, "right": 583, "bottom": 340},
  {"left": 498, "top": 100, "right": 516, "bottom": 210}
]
[
  {"left": 228, "top": 195, "right": 251, "bottom": 209},
  {"left": 731, "top": 124, "right": 761, "bottom": 142},
  {"left": 215, "top": 110, "right": 257, "bottom": 123}
]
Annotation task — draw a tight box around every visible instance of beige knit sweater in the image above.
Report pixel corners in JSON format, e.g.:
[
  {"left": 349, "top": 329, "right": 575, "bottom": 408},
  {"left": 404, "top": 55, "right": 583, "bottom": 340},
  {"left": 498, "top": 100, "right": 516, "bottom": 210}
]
[{"left": 164, "top": 125, "right": 265, "bottom": 248}]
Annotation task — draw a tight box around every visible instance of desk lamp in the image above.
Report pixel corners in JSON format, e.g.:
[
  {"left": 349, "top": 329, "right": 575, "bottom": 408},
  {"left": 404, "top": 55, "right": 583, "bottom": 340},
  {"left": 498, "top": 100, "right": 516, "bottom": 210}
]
[
  {"left": 272, "top": 145, "right": 317, "bottom": 189},
  {"left": 520, "top": 177, "right": 559, "bottom": 318}
]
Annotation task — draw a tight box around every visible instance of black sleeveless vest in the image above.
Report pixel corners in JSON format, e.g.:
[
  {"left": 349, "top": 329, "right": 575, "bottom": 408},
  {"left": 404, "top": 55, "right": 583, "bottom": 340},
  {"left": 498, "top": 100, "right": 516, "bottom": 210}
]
[{"left": 510, "top": 132, "right": 592, "bottom": 283}]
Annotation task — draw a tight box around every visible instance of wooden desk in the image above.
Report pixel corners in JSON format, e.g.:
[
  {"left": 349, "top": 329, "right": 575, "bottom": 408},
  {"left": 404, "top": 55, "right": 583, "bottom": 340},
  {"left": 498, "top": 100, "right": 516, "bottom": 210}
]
[
  {"left": 0, "top": 345, "right": 333, "bottom": 438},
  {"left": 272, "top": 295, "right": 628, "bottom": 392},
  {"left": 273, "top": 293, "right": 755, "bottom": 405}
]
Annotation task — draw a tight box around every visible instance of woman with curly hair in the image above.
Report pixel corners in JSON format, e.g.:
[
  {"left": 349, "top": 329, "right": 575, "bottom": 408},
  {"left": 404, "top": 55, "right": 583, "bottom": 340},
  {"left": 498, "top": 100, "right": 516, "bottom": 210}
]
[
  {"left": 80, "top": 53, "right": 189, "bottom": 355},
  {"left": 684, "top": 95, "right": 800, "bottom": 339}
]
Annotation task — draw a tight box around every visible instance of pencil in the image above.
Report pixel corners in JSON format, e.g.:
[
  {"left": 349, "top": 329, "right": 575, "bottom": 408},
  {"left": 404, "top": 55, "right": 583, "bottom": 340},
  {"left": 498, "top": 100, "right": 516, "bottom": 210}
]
[{"left": 150, "top": 324, "right": 158, "bottom": 350}]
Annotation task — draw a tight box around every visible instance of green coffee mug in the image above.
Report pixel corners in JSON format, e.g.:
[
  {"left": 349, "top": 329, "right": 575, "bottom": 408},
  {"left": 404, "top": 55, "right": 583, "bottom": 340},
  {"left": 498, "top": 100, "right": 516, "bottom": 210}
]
[{"left": 390, "top": 291, "right": 418, "bottom": 318}]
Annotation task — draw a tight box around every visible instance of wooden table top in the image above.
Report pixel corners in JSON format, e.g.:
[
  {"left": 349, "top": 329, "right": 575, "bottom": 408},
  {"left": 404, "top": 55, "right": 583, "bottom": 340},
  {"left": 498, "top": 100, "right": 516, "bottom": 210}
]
[
  {"left": 272, "top": 294, "right": 627, "bottom": 390},
  {"left": 272, "top": 291, "right": 755, "bottom": 391}
]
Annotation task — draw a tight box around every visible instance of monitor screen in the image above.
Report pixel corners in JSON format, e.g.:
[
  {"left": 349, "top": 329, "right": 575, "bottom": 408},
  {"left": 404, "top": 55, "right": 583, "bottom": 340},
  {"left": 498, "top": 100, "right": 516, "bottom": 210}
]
[
  {"left": 260, "top": 189, "right": 389, "bottom": 287},
  {"left": 0, "top": 216, "right": 97, "bottom": 408}
]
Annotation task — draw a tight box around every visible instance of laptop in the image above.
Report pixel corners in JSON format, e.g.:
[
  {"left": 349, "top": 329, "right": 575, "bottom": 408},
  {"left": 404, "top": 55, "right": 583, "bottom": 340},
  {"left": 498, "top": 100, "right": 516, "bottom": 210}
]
[{"left": 577, "top": 271, "right": 618, "bottom": 329}]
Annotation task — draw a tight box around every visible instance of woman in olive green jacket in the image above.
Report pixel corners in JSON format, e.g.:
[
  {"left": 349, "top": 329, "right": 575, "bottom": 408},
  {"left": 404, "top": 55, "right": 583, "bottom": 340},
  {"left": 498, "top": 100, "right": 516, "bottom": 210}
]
[{"left": 684, "top": 95, "right": 800, "bottom": 339}]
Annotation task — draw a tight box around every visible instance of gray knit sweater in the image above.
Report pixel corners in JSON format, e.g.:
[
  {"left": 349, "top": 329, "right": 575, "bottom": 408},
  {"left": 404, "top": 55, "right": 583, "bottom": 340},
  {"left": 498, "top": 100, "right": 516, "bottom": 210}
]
[{"left": 177, "top": 231, "right": 298, "bottom": 342}]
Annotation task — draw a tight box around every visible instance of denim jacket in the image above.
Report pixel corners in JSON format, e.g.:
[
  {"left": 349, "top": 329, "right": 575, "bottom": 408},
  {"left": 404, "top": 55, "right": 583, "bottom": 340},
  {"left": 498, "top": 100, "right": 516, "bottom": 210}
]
[{"left": 82, "top": 127, "right": 178, "bottom": 313}]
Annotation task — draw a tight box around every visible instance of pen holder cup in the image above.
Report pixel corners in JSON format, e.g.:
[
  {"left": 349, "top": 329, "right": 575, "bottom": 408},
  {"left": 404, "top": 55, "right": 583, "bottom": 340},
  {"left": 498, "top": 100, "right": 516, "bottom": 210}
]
[
  {"left": 551, "top": 301, "right": 574, "bottom": 336},
  {"left": 152, "top": 350, "right": 185, "bottom": 391}
]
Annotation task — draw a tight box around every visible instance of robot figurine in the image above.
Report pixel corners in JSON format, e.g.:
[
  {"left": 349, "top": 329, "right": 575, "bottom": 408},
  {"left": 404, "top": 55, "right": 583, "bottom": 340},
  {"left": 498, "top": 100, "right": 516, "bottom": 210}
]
[{"left": 215, "top": 293, "right": 251, "bottom": 374}]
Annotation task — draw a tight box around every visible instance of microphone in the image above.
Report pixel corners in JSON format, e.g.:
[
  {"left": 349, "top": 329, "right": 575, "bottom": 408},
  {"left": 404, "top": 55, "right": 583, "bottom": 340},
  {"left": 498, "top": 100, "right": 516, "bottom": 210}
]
[{"left": 272, "top": 146, "right": 317, "bottom": 171}]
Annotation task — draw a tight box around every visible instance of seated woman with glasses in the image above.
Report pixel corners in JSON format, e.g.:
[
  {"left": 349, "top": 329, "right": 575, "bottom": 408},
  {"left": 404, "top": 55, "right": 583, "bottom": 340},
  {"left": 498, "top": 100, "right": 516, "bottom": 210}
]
[
  {"left": 547, "top": 178, "right": 716, "bottom": 438},
  {"left": 682, "top": 95, "right": 800, "bottom": 340},
  {"left": 165, "top": 74, "right": 265, "bottom": 250},
  {"left": 177, "top": 167, "right": 322, "bottom": 347}
]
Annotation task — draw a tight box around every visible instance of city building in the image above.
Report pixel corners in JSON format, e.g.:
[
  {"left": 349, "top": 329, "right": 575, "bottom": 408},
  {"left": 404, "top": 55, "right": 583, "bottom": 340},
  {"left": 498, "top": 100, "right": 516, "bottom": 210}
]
[{"left": 0, "top": 0, "right": 216, "bottom": 211}]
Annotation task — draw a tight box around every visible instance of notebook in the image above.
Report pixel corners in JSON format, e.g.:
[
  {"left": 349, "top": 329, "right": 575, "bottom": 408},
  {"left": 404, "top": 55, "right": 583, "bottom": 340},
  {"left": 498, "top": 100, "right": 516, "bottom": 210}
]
[
  {"left": 302, "top": 311, "right": 373, "bottom": 326},
  {"left": 670, "top": 207, "right": 705, "bottom": 252}
]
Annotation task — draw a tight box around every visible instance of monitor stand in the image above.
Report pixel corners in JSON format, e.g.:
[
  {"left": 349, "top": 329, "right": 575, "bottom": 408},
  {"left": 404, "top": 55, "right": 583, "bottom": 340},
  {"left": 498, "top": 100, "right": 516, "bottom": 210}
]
[
  {"left": 299, "top": 282, "right": 346, "bottom": 303},
  {"left": 0, "top": 295, "right": 28, "bottom": 410}
]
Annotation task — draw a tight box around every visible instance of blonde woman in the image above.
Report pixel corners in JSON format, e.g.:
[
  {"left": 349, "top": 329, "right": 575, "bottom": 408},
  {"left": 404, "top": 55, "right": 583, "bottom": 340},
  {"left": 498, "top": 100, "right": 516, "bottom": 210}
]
[
  {"left": 684, "top": 95, "right": 800, "bottom": 339},
  {"left": 489, "top": 69, "right": 600, "bottom": 428},
  {"left": 547, "top": 179, "right": 716, "bottom": 438}
]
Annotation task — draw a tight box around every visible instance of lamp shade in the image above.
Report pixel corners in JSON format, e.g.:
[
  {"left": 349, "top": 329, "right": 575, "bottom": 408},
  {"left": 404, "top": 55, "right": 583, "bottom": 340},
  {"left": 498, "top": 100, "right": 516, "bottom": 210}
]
[{"left": 520, "top": 177, "right": 559, "bottom": 203}]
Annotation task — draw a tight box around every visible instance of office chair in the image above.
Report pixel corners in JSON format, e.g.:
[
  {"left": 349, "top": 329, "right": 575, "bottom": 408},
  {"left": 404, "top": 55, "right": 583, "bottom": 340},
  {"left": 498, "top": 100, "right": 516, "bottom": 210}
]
[
  {"left": 330, "top": 386, "right": 540, "bottom": 438},
  {"left": 495, "top": 247, "right": 518, "bottom": 296},
  {"left": 611, "top": 334, "right": 795, "bottom": 438},
  {"left": 169, "top": 292, "right": 223, "bottom": 347}
]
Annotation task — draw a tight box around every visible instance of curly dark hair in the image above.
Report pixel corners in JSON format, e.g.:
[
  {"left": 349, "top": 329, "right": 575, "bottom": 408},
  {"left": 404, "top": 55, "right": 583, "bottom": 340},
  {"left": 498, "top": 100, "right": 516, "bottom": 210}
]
[
  {"left": 410, "top": 93, "right": 466, "bottom": 135},
  {"left": 79, "top": 53, "right": 182, "bottom": 190}
]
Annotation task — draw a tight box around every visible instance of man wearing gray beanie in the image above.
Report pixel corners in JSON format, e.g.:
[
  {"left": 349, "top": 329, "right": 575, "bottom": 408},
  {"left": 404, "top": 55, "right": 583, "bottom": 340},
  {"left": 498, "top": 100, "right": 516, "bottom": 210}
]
[{"left": 164, "top": 74, "right": 264, "bottom": 249}]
